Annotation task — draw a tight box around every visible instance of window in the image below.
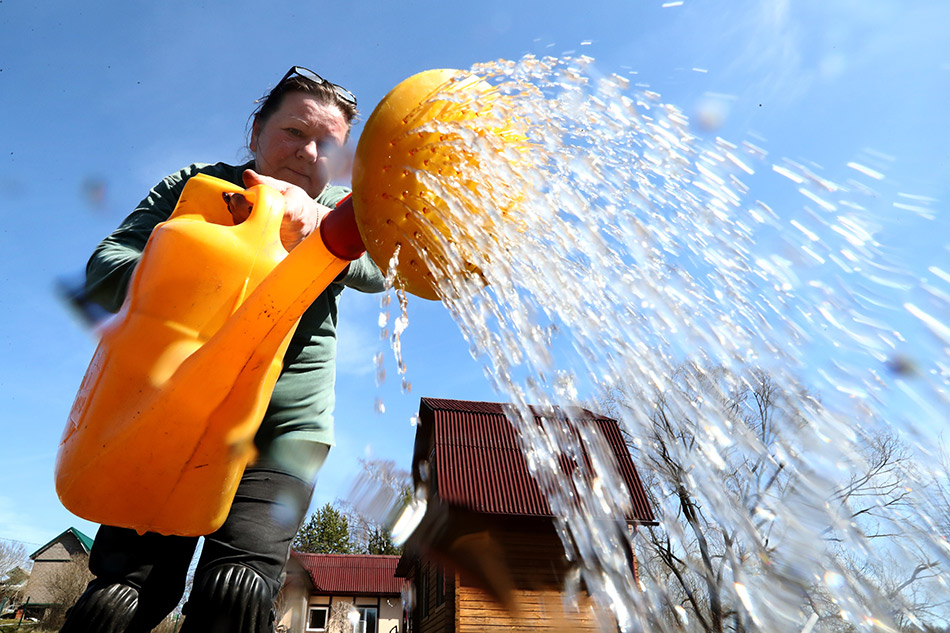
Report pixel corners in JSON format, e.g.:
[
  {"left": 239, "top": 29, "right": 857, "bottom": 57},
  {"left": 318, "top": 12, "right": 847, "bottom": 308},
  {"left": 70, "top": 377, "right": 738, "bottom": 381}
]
[
  {"left": 307, "top": 606, "right": 329, "bottom": 631},
  {"left": 420, "top": 564, "right": 429, "bottom": 618},
  {"left": 357, "top": 606, "right": 378, "bottom": 633},
  {"left": 435, "top": 566, "right": 445, "bottom": 606}
]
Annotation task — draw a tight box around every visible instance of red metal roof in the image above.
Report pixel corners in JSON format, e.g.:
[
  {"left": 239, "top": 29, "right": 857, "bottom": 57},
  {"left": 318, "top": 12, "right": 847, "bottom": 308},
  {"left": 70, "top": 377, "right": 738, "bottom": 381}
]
[
  {"left": 417, "top": 397, "right": 655, "bottom": 523},
  {"left": 290, "top": 553, "right": 402, "bottom": 595}
]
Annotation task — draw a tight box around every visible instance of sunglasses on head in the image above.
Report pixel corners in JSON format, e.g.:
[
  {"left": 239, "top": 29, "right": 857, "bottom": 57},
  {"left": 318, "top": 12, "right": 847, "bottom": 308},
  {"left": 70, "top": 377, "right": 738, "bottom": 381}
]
[{"left": 279, "top": 66, "right": 357, "bottom": 107}]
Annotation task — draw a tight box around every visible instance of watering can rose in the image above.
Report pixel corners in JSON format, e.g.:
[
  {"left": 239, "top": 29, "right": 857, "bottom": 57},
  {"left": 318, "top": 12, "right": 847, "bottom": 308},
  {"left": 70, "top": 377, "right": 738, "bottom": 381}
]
[{"left": 353, "top": 68, "right": 531, "bottom": 300}]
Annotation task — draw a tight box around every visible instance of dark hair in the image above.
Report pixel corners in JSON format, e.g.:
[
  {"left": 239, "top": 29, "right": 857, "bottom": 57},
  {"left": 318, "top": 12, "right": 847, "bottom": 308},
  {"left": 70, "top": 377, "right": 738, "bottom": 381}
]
[{"left": 248, "top": 75, "right": 359, "bottom": 145}]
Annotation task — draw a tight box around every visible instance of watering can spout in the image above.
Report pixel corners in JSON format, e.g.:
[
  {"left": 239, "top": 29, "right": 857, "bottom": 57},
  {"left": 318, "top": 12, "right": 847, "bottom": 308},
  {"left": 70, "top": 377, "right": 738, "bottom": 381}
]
[{"left": 320, "top": 194, "right": 365, "bottom": 260}]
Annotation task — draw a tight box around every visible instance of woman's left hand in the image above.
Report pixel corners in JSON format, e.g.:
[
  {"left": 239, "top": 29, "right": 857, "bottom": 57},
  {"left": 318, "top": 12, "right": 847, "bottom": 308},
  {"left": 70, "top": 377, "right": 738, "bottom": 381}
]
[{"left": 242, "top": 169, "right": 330, "bottom": 251}]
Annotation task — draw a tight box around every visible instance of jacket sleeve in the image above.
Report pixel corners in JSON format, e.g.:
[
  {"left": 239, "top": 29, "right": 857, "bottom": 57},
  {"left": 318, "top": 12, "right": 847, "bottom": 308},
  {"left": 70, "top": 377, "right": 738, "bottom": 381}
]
[
  {"left": 337, "top": 252, "right": 387, "bottom": 293},
  {"left": 85, "top": 168, "right": 193, "bottom": 312}
]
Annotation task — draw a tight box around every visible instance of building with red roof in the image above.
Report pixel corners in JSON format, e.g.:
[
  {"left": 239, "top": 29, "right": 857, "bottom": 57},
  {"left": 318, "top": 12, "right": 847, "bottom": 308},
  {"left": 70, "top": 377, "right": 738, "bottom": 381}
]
[
  {"left": 278, "top": 553, "right": 403, "bottom": 633},
  {"left": 396, "top": 397, "right": 655, "bottom": 633},
  {"left": 277, "top": 396, "right": 655, "bottom": 633}
]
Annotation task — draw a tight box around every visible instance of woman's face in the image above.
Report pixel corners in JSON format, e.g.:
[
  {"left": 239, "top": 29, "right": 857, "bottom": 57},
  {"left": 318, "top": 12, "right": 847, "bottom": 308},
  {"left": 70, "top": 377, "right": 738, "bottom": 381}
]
[{"left": 250, "top": 91, "right": 350, "bottom": 198}]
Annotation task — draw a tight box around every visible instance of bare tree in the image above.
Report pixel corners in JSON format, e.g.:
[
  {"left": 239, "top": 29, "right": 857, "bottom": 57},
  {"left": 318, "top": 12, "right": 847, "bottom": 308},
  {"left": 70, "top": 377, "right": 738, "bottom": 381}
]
[
  {"left": 599, "top": 364, "right": 943, "bottom": 633},
  {"left": 336, "top": 457, "right": 411, "bottom": 555},
  {"left": 0, "top": 540, "right": 30, "bottom": 604},
  {"left": 924, "top": 438, "right": 950, "bottom": 545},
  {"left": 600, "top": 366, "right": 802, "bottom": 633},
  {"left": 829, "top": 434, "right": 916, "bottom": 538},
  {"left": 0, "top": 540, "right": 29, "bottom": 577},
  {"left": 43, "top": 557, "right": 94, "bottom": 628},
  {"left": 326, "top": 600, "right": 358, "bottom": 633}
]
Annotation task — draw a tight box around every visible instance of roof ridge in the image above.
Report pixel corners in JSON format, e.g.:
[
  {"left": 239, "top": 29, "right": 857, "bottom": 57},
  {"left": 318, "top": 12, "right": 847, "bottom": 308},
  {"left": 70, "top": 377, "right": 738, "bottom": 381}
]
[
  {"left": 29, "top": 526, "right": 95, "bottom": 559},
  {"left": 421, "top": 396, "right": 611, "bottom": 420}
]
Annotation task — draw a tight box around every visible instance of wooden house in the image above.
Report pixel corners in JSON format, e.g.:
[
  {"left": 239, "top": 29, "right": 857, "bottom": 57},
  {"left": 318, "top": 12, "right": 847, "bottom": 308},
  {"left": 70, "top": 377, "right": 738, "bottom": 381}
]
[
  {"left": 395, "top": 397, "right": 655, "bottom": 633},
  {"left": 279, "top": 552, "right": 403, "bottom": 633}
]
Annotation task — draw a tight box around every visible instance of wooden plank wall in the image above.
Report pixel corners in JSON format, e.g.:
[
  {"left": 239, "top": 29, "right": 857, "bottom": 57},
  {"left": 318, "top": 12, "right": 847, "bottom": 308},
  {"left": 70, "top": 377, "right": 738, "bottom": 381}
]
[
  {"left": 456, "top": 529, "right": 605, "bottom": 633},
  {"left": 457, "top": 586, "right": 602, "bottom": 633},
  {"left": 413, "top": 525, "right": 622, "bottom": 633},
  {"left": 415, "top": 560, "right": 455, "bottom": 633}
]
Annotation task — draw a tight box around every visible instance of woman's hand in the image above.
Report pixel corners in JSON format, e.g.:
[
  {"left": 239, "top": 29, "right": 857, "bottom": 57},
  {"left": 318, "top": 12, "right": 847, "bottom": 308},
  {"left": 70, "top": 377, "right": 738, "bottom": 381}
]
[{"left": 242, "top": 169, "right": 331, "bottom": 251}]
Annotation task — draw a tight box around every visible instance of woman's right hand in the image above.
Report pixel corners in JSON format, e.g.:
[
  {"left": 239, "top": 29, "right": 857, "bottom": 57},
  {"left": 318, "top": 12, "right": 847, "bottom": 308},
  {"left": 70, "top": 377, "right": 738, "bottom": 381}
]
[{"left": 239, "top": 169, "right": 331, "bottom": 251}]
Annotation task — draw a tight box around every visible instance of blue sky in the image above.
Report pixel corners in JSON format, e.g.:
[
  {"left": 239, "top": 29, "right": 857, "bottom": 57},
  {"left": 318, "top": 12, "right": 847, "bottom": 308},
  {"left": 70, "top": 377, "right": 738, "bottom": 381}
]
[{"left": 1, "top": 0, "right": 948, "bottom": 552}]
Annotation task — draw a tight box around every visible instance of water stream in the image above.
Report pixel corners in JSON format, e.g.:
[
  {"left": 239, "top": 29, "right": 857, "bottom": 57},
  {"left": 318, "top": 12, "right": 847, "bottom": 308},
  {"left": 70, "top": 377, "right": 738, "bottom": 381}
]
[{"left": 374, "top": 55, "right": 948, "bottom": 632}]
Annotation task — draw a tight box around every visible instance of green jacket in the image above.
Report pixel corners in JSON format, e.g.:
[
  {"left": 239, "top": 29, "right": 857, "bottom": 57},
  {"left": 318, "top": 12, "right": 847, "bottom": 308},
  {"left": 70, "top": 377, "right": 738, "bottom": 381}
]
[{"left": 85, "top": 161, "right": 385, "bottom": 480}]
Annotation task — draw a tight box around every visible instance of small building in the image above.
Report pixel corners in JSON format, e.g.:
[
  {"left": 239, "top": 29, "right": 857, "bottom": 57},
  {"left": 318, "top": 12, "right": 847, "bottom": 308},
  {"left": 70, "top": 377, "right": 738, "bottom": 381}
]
[
  {"left": 396, "top": 397, "right": 656, "bottom": 633},
  {"left": 21, "top": 527, "right": 94, "bottom": 620},
  {"left": 1, "top": 566, "right": 30, "bottom": 612},
  {"left": 279, "top": 552, "right": 403, "bottom": 633}
]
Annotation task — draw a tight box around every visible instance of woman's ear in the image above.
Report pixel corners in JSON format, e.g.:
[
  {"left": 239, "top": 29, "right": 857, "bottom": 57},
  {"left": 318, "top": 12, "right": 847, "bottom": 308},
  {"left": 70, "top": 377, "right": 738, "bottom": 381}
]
[{"left": 249, "top": 117, "right": 260, "bottom": 153}]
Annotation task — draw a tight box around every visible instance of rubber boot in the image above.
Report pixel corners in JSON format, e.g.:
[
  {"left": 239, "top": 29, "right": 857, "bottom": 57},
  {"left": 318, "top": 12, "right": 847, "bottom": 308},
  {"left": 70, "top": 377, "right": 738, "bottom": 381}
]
[{"left": 59, "top": 581, "right": 138, "bottom": 633}]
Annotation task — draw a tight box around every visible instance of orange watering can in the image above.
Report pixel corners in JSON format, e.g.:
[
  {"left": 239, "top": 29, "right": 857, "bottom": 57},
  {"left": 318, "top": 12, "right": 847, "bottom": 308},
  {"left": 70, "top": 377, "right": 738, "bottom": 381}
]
[
  {"left": 56, "top": 176, "right": 365, "bottom": 535},
  {"left": 56, "top": 68, "right": 528, "bottom": 536}
]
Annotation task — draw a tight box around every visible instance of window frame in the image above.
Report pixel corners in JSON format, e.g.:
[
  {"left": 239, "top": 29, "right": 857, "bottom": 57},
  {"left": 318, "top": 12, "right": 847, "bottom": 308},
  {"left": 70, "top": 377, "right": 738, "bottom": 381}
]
[
  {"left": 357, "top": 605, "right": 379, "bottom": 633},
  {"left": 435, "top": 566, "right": 445, "bottom": 607},
  {"left": 420, "top": 563, "right": 430, "bottom": 619},
  {"left": 306, "top": 605, "right": 330, "bottom": 632}
]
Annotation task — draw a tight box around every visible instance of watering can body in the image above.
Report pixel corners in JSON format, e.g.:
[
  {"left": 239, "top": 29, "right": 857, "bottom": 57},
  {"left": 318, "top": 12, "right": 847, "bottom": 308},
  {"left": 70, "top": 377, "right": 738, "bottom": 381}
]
[{"left": 55, "top": 174, "right": 353, "bottom": 536}]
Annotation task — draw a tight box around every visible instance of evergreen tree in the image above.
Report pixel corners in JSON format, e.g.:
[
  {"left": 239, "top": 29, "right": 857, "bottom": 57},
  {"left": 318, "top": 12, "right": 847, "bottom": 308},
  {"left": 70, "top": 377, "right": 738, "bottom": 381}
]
[
  {"left": 366, "top": 525, "right": 402, "bottom": 556},
  {"left": 293, "top": 503, "right": 354, "bottom": 554}
]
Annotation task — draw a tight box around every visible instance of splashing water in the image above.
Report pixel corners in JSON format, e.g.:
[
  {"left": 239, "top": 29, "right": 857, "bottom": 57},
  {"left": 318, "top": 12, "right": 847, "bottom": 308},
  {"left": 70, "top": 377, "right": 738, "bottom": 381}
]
[
  {"left": 378, "top": 54, "right": 948, "bottom": 632},
  {"left": 377, "top": 248, "right": 413, "bottom": 399}
]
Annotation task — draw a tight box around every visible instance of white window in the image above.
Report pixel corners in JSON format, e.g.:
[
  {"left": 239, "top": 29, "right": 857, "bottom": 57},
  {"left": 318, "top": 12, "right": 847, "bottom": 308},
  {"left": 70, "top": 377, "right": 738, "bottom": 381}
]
[
  {"left": 307, "top": 606, "right": 329, "bottom": 631},
  {"left": 357, "top": 606, "right": 378, "bottom": 633}
]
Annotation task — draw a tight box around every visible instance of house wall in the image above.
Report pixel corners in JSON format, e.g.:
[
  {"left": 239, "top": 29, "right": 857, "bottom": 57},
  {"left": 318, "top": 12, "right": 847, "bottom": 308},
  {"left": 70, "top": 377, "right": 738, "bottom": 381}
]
[
  {"left": 276, "top": 582, "right": 310, "bottom": 632},
  {"left": 411, "top": 560, "right": 455, "bottom": 633},
  {"left": 36, "top": 540, "right": 81, "bottom": 562},
  {"left": 330, "top": 595, "right": 400, "bottom": 633},
  {"left": 456, "top": 529, "right": 603, "bottom": 632},
  {"left": 22, "top": 534, "right": 88, "bottom": 607},
  {"left": 411, "top": 527, "right": 607, "bottom": 633},
  {"left": 456, "top": 584, "right": 600, "bottom": 633},
  {"left": 22, "top": 561, "right": 59, "bottom": 606},
  {"left": 367, "top": 596, "right": 401, "bottom": 633},
  {"left": 280, "top": 593, "right": 400, "bottom": 633}
]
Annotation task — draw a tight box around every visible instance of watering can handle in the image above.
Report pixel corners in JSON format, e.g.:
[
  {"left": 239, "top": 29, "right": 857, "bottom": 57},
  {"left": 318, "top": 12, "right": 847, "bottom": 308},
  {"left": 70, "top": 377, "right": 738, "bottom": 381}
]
[
  {"left": 229, "top": 185, "right": 285, "bottom": 242},
  {"left": 320, "top": 194, "right": 365, "bottom": 260}
]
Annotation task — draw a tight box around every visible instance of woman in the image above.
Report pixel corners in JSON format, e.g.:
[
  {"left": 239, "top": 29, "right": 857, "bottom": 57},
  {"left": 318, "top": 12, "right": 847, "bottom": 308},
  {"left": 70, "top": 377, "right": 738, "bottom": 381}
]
[{"left": 61, "top": 67, "right": 385, "bottom": 633}]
